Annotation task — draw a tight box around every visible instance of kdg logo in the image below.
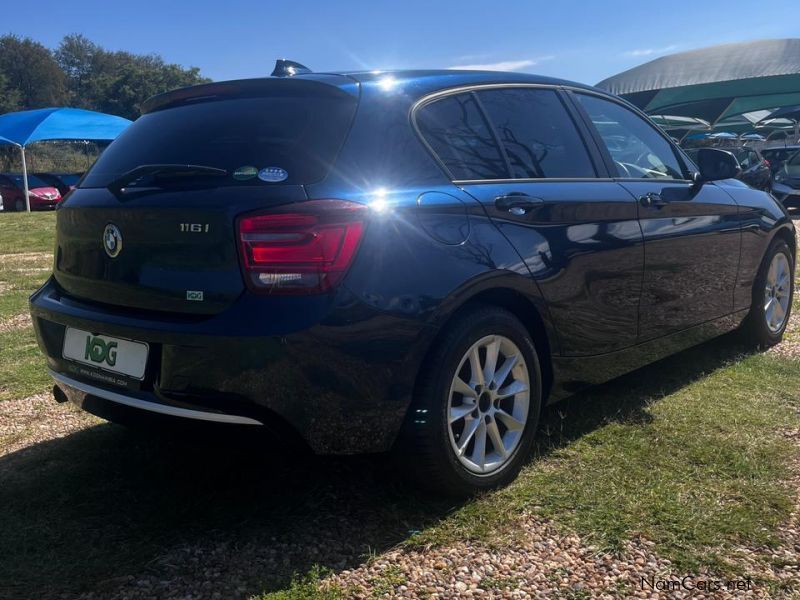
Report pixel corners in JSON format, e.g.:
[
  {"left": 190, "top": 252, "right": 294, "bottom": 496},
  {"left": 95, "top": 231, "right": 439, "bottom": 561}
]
[{"left": 84, "top": 335, "right": 118, "bottom": 366}]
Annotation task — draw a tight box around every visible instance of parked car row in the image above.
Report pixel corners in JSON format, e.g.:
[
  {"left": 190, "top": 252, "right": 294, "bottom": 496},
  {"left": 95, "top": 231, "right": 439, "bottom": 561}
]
[
  {"left": 0, "top": 172, "right": 81, "bottom": 211},
  {"left": 683, "top": 144, "right": 800, "bottom": 208},
  {"left": 761, "top": 145, "right": 800, "bottom": 174},
  {"left": 684, "top": 147, "right": 772, "bottom": 191},
  {"left": 771, "top": 149, "right": 800, "bottom": 207}
]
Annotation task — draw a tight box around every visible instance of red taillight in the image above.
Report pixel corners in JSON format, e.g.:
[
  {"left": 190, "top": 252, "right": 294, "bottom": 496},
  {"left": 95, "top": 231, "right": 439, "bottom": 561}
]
[
  {"left": 237, "top": 200, "right": 367, "bottom": 295},
  {"left": 764, "top": 159, "right": 770, "bottom": 167}
]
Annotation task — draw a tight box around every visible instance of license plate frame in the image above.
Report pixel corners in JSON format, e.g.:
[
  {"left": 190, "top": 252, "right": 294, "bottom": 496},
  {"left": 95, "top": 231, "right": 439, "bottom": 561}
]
[{"left": 62, "top": 328, "right": 149, "bottom": 381}]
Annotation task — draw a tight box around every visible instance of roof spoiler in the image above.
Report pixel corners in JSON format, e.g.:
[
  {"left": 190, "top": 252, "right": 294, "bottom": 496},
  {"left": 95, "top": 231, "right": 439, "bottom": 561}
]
[{"left": 271, "top": 59, "right": 312, "bottom": 78}]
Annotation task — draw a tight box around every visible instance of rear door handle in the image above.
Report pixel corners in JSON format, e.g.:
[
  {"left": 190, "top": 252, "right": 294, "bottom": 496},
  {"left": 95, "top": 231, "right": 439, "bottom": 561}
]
[
  {"left": 494, "top": 193, "right": 544, "bottom": 215},
  {"left": 639, "top": 193, "right": 667, "bottom": 208}
]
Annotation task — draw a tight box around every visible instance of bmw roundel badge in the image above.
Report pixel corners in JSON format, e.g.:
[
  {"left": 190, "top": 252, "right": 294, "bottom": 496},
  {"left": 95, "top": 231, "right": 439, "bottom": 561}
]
[{"left": 103, "top": 223, "right": 123, "bottom": 258}]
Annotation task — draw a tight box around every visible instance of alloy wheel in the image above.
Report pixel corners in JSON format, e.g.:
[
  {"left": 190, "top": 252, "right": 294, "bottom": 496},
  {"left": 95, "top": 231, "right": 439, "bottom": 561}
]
[
  {"left": 764, "top": 252, "right": 791, "bottom": 333},
  {"left": 447, "top": 334, "right": 530, "bottom": 475}
]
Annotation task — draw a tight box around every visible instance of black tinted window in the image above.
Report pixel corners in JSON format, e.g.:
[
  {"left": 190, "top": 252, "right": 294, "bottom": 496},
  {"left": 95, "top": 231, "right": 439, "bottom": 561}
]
[
  {"left": 416, "top": 93, "right": 508, "bottom": 180},
  {"left": 81, "top": 94, "right": 357, "bottom": 187},
  {"left": 10, "top": 174, "right": 51, "bottom": 188},
  {"left": 577, "top": 94, "right": 684, "bottom": 180},
  {"left": 59, "top": 174, "right": 81, "bottom": 186},
  {"left": 477, "top": 88, "right": 595, "bottom": 178}
]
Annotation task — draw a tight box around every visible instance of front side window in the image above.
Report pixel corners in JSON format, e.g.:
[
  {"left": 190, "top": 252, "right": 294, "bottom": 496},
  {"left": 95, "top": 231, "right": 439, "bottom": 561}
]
[
  {"left": 476, "top": 88, "right": 596, "bottom": 179},
  {"left": 415, "top": 93, "right": 507, "bottom": 180},
  {"left": 577, "top": 94, "right": 684, "bottom": 180}
]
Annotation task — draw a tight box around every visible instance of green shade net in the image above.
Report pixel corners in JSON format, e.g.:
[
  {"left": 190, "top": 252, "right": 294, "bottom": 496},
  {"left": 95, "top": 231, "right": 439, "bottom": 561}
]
[{"left": 597, "top": 39, "right": 800, "bottom": 126}]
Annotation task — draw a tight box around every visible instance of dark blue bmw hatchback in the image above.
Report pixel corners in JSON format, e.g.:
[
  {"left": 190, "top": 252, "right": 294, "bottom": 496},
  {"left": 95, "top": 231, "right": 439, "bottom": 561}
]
[{"left": 31, "top": 64, "right": 795, "bottom": 494}]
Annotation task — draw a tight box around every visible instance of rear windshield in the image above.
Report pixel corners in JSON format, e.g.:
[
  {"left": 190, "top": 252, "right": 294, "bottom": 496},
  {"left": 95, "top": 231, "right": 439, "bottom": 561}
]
[{"left": 81, "top": 94, "right": 357, "bottom": 188}]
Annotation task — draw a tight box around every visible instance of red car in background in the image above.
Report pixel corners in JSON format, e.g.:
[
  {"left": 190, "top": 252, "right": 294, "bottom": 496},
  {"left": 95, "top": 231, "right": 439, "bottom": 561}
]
[
  {"left": 0, "top": 173, "right": 62, "bottom": 211},
  {"left": 33, "top": 172, "right": 82, "bottom": 197}
]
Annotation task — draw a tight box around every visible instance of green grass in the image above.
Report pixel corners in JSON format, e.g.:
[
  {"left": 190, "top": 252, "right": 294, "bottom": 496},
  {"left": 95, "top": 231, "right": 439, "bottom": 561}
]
[
  {"left": 0, "top": 211, "right": 56, "bottom": 255},
  {"left": 0, "top": 252, "right": 52, "bottom": 319},
  {"left": 408, "top": 349, "right": 800, "bottom": 576},
  {"left": 0, "top": 212, "right": 56, "bottom": 400},
  {"left": 251, "top": 567, "right": 350, "bottom": 600},
  {"left": 0, "top": 327, "right": 52, "bottom": 401}
]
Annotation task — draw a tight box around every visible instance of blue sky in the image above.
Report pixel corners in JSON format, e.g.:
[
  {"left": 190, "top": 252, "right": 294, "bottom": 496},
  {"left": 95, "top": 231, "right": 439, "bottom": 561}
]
[{"left": 5, "top": 0, "right": 800, "bottom": 84}]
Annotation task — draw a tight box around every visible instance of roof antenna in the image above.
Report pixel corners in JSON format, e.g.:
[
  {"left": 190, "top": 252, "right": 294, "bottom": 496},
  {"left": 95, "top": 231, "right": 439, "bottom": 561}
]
[{"left": 271, "top": 59, "right": 312, "bottom": 77}]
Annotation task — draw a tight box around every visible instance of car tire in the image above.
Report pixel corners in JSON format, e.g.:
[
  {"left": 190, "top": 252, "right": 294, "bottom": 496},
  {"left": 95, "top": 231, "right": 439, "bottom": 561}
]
[
  {"left": 741, "top": 237, "right": 794, "bottom": 347},
  {"left": 395, "top": 306, "right": 542, "bottom": 496},
  {"left": 14, "top": 198, "right": 25, "bottom": 212}
]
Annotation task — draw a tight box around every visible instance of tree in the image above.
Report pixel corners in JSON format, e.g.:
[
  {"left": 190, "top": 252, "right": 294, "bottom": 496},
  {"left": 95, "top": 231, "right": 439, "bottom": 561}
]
[
  {"left": 99, "top": 54, "right": 209, "bottom": 119},
  {"left": 0, "top": 70, "right": 21, "bottom": 113},
  {"left": 52, "top": 35, "right": 210, "bottom": 119},
  {"left": 0, "top": 34, "right": 210, "bottom": 118},
  {"left": 0, "top": 35, "right": 67, "bottom": 109},
  {"left": 54, "top": 34, "right": 100, "bottom": 108}
]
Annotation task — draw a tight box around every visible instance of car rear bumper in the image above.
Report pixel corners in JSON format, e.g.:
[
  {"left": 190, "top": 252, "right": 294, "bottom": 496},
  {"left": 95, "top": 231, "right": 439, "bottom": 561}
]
[
  {"left": 51, "top": 369, "right": 262, "bottom": 425},
  {"left": 31, "top": 277, "right": 429, "bottom": 454},
  {"left": 29, "top": 198, "right": 60, "bottom": 210}
]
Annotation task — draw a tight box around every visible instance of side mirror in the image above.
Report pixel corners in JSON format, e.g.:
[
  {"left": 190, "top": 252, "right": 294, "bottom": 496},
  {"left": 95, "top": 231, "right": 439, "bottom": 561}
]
[{"left": 694, "top": 148, "right": 742, "bottom": 182}]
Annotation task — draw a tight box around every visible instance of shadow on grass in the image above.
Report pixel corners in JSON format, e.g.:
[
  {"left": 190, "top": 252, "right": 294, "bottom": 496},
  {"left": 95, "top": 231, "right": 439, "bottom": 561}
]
[
  {"left": 533, "top": 332, "right": 754, "bottom": 456},
  {"left": 0, "top": 332, "right": 755, "bottom": 599}
]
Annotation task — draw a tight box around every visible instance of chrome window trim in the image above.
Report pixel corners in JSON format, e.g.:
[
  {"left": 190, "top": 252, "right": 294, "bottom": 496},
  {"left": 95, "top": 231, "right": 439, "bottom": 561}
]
[
  {"left": 50, "top": 369, "right": 263, "bottom": 426},
  {"left": 452, "top": 177, "right": 615, "bottom": 185}
]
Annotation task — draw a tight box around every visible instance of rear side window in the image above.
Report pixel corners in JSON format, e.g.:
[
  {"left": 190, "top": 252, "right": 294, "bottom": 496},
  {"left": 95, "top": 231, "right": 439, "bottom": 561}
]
[
  {"left": 415, "top": 93, "right": 508, "bottom": 180},
  {"left": 577, "top": 94, "right": 684, "bottom": 180},
  {"left": 81, "top": 94, "right": 358, "bottom": 188},
  {"left": 476, "top": 88, "right": 596, "bottom": 178}
]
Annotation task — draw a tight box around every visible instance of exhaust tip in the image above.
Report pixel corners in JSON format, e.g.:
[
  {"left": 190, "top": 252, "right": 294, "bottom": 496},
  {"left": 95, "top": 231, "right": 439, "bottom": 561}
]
[{"left": 52, "top": 384, "right": 68, "bottom": 403}]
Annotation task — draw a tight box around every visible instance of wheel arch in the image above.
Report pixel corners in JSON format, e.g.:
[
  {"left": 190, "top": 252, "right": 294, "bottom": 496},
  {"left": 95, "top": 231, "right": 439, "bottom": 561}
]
[
  {"left": 771, "top": 223, "right": 796, "bottom": 258},
  {"left": 415, "top": 285, "right": 556, "bottom": 407}
]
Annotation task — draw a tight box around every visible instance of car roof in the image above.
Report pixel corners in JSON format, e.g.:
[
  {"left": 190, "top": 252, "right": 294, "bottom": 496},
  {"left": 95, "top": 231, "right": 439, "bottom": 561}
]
[
  {"left": 314, "top": 69, "right": 599, "bottom": 97},
  {"left": 144, "top": 69, "right": 606, "bottom": 114}
]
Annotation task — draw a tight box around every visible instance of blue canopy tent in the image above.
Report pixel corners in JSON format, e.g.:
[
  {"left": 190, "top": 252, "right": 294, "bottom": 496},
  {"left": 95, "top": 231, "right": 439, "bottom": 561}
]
[{"left": 0, "top": 108, "right": 131, "bottom": 211}]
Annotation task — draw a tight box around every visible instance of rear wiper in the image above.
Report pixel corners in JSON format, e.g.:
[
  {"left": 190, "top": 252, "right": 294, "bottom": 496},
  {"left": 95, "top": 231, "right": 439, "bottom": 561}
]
[{"left": 107, "top": 164, "right": 228, "bottom": 193}]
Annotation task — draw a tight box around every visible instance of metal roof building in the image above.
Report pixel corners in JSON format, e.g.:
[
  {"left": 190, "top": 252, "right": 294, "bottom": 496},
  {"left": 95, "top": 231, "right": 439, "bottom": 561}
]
[{"left": 596, "top": 39, "right": 800, "bottom": 135}]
